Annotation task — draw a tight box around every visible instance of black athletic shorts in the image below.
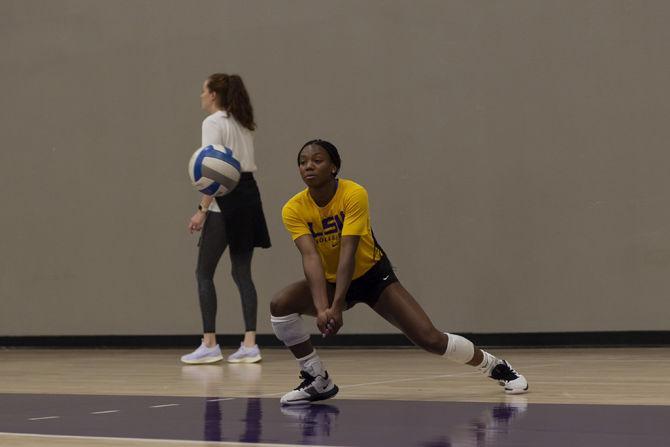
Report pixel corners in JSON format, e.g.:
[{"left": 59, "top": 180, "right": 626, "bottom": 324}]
[{"left": 329, "top": 255, "right": 399, "bottom": 309}]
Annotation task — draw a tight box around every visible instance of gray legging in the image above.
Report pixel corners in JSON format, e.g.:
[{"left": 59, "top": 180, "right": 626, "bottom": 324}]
[{"left": 196, "top": 211, "right": 257, "bottom": 333}]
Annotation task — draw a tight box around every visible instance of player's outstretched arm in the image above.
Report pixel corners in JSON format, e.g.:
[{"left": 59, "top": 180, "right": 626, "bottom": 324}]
[
  {"left": 294, "top": 235, "right": 331, "bottom": 335},
  {"left": 326, "top": 235, "right": 360, "bottom": 335}
]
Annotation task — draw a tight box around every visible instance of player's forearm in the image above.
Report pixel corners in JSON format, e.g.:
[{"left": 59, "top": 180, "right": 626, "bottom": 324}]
[
  {"left": 200, "top": 195, "right": 214, "bottom": 208},
  {"left": 332, "top": 256, "right": 355, "bottom": 311},
  {"left": 302, "top": 253, "right": 330, "bottom": 312}
]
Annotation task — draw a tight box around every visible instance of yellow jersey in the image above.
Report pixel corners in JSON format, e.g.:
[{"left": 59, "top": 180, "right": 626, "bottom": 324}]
[{"left": 282, "top": 179, "right": 380, "bottom": 282}]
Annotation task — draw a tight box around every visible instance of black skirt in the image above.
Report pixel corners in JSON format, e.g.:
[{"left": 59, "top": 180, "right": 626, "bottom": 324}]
[{"left": 215, "top": 172, "right": 272, "bottom": 254}]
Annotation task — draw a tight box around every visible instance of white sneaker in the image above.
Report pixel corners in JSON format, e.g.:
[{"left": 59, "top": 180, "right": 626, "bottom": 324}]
[
  {"left": 489, "top": 360, "right": 529, "bottom": 394},
  {"left": 180, "top": 342, "right": 223, "bottom": 364},
  {"left": 280, "top": 370, "right": 339, "bottom": 405},
  {"left": 227, "top": 343, "right": 262, "bottom": 363}
]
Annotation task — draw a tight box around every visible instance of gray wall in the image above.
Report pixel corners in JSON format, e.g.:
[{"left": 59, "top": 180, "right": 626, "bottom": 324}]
[{"left": 2, "top": 0, "right": 669, "bottom": 336}]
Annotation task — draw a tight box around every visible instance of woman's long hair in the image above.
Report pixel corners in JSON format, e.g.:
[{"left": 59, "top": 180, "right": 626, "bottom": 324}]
[{"left": 206, "top": 73, "right": 256, "bottom": 131}]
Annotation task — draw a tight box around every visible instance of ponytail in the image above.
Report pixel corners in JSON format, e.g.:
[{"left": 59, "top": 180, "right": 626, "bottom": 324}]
[{"left": 206, "top": 73, "right": 256, "bottom": 131}]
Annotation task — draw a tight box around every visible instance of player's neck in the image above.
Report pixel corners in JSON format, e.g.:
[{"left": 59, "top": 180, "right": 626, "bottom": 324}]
[
  {"left": 309, "top": 179, "right": 338, "bottom": 207},
  {"left": 206, "top": 105, "right": 223, "bottom": 115}
]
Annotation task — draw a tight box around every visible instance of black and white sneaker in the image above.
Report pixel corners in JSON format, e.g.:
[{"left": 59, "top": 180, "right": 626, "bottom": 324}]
[
  {"left": 489, "top": 360, "right": 529, "bottom": 394},
  {"left": 280, "top": 370, "right": 339, "bottom": 405}
]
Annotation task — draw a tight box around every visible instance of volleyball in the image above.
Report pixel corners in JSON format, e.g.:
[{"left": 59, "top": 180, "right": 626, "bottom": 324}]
[{"left": 188, "top": 144, "right": 241, "bottom": 196}]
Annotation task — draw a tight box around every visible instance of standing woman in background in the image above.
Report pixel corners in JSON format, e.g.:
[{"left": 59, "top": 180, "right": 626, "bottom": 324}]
[{"left": 182, "top": 73, "right": 272, "bottom": 364}]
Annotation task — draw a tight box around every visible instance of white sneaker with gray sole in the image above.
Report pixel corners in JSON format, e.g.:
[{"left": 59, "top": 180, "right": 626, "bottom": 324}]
[
  {"left": 180, "top": 342, "right": 223, "bottom": 364},
  {"left": 227, "top": 343, "right": 262, "bottom": 363}
]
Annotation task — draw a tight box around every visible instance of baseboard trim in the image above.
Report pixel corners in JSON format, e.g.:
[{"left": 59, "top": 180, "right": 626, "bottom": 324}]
[{"left": 0, "top": 331, "right": 668, "bottom": 348}]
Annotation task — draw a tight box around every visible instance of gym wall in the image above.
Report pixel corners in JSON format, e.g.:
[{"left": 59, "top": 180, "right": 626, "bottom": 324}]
[{"left": 2, "top": 0, "right": 669, "bottom": 338}]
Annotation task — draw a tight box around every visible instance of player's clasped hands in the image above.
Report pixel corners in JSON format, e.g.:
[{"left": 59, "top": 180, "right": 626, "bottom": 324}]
[{"left": 318, "top": 307, "right": 343, "bottom": 337}]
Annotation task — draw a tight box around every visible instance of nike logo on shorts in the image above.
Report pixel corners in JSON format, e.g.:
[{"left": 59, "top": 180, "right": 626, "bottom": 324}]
[{"left": 382, "top": 275, "right": 390, "bottom": 281}]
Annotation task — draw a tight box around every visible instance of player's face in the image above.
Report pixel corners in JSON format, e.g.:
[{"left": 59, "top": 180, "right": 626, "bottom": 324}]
[
  {"left": 200, "top": 80, "right": 216, "bottom": 112},
  {"left": 298, "top": 145, "right": 336, "bottom": 188}
]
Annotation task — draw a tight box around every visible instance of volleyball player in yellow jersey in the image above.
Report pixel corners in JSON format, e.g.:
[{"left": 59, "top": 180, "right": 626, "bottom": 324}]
[{"left": 271, "top": 140, "right": 528, "bottom": 405}]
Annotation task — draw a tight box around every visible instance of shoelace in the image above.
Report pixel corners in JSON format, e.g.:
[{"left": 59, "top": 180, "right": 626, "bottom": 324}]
[
  {"left": 490, "top": 362, "right": 519, "bottom": 382},
  {"left": 294, "top": 370, "right": 316, "bottom": 390}
]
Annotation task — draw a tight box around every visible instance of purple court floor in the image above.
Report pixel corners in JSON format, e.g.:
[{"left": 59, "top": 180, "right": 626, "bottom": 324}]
[{"left": 0, "top": 393, "right": 668, "bottom": 446}]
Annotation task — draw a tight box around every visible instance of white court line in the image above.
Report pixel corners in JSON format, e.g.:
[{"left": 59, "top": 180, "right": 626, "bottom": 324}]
[
  {"left": 341, "top": 362, "right": 560, "bottom": 390},
  {"left": 149, "top": 403, "right": 180, "bottom": 408},
  {"left": 339, "top": 371, "right": 477, "bottom": 389},
  {"left": 254, "top": 371, "right": 479, "bottom": 398},
  {"left": 91, "top": 410, "right": 120, "bottom": 414},
  {"left": 27, "top": 416, "right": 59, "bottom": 421},
  {"left": 0, "top": 432, "right": 329, "bottom": 447},
  {"left": 335, "top": 363, "right": 559, "bottom": 390},
  {"left": 255, "top": 362, "right": 559, "bottom": 397},
  {"left": 565, "top": 358, "right": 670, "bottom": 363},
  {"left": 206, "top": 398, "right": 235, "bottom": 402}
]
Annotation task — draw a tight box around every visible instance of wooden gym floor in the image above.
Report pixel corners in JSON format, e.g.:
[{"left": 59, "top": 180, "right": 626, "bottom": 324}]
[{"left": 0, "top": 347, "right": 668, "bottom": 446}]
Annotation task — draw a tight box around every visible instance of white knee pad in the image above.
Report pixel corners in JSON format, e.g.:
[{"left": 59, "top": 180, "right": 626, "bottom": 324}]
[
  {"left": 271, "top": 313, "right": 310, "bottom": 347},
  {"left": 443, "top": 333, "right": 475, "bottom": 364}
]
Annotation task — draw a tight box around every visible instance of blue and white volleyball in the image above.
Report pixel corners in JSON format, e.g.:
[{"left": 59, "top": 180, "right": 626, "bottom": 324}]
[{"left": 188, "top": 144, "right": 241, "bottom": 196}]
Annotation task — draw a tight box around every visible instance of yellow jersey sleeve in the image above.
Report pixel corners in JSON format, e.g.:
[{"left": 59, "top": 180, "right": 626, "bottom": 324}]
[
  {"left": 341, "top": 186, "right": 370, "bottom": 237},
  {"left": 282, "top": 202, "right": 311, "bottom": 241}
]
